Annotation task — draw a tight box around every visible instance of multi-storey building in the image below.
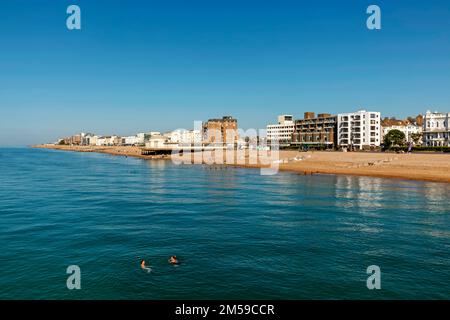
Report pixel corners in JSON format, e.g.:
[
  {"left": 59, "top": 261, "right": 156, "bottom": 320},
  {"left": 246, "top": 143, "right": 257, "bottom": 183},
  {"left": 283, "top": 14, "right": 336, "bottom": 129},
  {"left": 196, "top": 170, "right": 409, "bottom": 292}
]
[
  {"left": 291, "top": 112, "right": 337, "bottom": 148},
  {"left": 337, "top": 110, "right": 381, "bottom": 150},
  {"left": 122, "top": 136, "right": 141, "bottom": 146},
  {"left": 266, "top": 115, "right": 295, "bottom": 147},
  {"left": 67, "top": 134, "right": 82, "bottom": 145},
  {"left": 203, "top": 116, "right": 238, "bottom": 145},
  {"left": 165, "top": 129, "right": 202, "bottom": 145},
  {"left": 382, "top": 124, "right": 422, "bottom": 144},
  {"left": 422, "top": 110, "right": 450, "bottom": 147},
  {"left": 88, "top": 135, "right": 99, "bottom": 146},
  {"left": 96, "top": 135, "right": 121, "bottom": 146}
]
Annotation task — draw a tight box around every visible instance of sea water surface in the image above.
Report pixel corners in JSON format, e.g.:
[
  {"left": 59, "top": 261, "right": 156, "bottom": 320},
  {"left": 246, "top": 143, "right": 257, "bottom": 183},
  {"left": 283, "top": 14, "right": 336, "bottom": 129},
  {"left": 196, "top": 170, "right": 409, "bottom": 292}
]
[{"left": 0, "top": 147, "right": 449, "bottom": 299}]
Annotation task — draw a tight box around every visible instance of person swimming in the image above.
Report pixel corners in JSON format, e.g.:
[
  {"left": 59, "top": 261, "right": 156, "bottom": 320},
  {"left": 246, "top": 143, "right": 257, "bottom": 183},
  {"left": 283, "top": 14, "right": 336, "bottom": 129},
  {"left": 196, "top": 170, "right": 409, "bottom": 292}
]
[
  {"left": 169, "top": 256, "right": 179, "bottom": 265},
  {"left": 141, "top": 259, "right": 151, "bottom": 272}
]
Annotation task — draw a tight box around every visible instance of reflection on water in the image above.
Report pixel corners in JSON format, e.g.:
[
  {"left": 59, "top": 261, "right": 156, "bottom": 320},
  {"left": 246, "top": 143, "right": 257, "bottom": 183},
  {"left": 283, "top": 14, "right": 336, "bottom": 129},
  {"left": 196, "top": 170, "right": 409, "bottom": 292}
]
[
  {"left": 423, "top": 182, "right": 450, "bottom": 213},
  {"left": 0, "top": 148, "right": 449, "bottom": 300},
  {"left": 334, "top": 175, "right": 384, "bottom": 213}
]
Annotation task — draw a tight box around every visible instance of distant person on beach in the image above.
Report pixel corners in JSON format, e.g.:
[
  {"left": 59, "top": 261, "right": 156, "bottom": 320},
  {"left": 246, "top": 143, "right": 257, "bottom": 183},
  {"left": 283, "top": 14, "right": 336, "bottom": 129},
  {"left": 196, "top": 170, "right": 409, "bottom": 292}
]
[{"left": 169, "top": 256, "right": 179, "bottom": 265}]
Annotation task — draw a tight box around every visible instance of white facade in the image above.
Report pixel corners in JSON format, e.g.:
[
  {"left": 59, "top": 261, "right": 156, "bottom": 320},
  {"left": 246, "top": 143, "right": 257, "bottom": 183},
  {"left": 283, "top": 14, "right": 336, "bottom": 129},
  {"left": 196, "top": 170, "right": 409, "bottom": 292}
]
[
  {"left": 122, "top": 136, "right": 139, "bottom": 146},
  {"left": 338, "top": 110, "right": 381, "bottom": 149},
  {"left": 121, "top": 133, "right": 145, "bottom": 146},
  {"left": 266, "top": 115, "right": 295, "bottom": 146},
  {"left": 81, "top": 133, "right": 95, "bottom": 146},
  {"left": 96, "top": 137, "right": 107, "bottom": 146},
  {"left": 136, "top": 133, "right": 146, "bottom": 144},
  {"left": 165, "top": 129, "right": 202, "bottom": 145},
  {"left": 96, "top": 136, "right": 121, "bottom": 146},
  {"left": 87, "top": 135, "right": 99, "bottom": 146},
  {"left": 145, "top": 135, "right": 168, "bottom": 149},
  {"left": 422, "top": 110, "right": 450, "bottom": 147},
  {"left": 382, "top": 124, "right": 422, "bottom": 144}
]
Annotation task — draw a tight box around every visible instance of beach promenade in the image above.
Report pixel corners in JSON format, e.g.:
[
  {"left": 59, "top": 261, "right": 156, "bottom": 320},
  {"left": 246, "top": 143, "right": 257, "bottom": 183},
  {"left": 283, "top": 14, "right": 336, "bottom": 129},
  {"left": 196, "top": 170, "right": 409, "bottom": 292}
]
[{"left": 33, "top": 145, "right": 450, "bottom": 183}]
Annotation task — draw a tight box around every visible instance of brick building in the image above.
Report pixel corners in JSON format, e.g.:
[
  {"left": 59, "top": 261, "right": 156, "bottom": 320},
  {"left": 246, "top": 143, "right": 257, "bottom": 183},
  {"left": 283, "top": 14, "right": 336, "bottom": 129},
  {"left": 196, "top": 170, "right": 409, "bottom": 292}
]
[
  {"left": 291, "top": 112, "right": 337, "bottom": 149},
  {"left": 202, "top": 116, "right": 238, "bottom": 145}
]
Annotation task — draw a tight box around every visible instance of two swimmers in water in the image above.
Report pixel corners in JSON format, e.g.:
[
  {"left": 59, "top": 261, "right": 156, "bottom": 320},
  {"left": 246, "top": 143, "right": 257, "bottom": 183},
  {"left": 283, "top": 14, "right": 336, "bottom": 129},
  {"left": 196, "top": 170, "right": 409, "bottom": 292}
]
[{"left": 140, "top": 256, "right": 179, "bottom": 271}]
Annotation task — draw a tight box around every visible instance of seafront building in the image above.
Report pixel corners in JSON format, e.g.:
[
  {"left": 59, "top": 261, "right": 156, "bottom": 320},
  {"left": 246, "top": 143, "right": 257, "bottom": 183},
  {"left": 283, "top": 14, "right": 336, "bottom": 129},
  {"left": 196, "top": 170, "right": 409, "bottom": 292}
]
[
  {"left": 165, "top": 129, "right": 202, "bottom": 145},
  {"left": 202, "top": 116, "right": 238, "bottom": 145},
  {"left": 58, "top": 133, "right": 90, "bottom": 145},
  {"left": 121, "top": 133, "right": 146, "bottom": 146},
  {"left": 95, "top": 136, "right": 121, "bottom": 146},
  {"left": 382, "top": 124, "right": 422, "bottom": 144},
  {"left": 122, "top": 136, "right": 141, "bottom": 146},
  {"left": 66, "top": 133, "right": 82, "bottom": 145},
  {"left": 80, "top": 133, "right": 95, "bottom": 146},
  {"left": 87, "top": 135, "right": 99, "bottom": 146},
  {"left": 266, "top": 115, "right": 295, "bottom": 147},
  {"left": 337, "top": 110, "right": 381, "bottom": 150},
  {"left": 291, "top": 112, "right": 337, "bottom": 149},
  {"left": 145, "top": 134, "right": 169, "bottom": 148},
  {"left": 422, "top": 110, "right": 450, "bottom": 147}
]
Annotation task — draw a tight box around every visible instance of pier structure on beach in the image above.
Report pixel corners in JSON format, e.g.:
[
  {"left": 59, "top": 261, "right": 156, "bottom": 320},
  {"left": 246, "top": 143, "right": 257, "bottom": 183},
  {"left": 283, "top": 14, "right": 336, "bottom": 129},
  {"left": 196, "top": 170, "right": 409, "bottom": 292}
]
[{"left": 140, "top": 145, "right": 228, "bottom": 156}]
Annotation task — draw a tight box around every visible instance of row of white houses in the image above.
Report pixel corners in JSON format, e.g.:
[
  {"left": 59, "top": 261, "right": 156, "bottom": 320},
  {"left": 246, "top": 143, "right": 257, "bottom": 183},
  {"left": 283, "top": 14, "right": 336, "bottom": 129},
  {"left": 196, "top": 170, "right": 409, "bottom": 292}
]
[{"left": 68, "top": 130, "right": 203, "bottom": 147}]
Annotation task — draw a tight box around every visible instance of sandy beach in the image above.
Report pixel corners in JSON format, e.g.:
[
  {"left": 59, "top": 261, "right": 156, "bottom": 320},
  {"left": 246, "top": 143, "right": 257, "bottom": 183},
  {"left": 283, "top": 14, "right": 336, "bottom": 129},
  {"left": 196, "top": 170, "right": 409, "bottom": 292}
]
[{"left": 33, "top": 144, "right": 450, "bottom": 183}]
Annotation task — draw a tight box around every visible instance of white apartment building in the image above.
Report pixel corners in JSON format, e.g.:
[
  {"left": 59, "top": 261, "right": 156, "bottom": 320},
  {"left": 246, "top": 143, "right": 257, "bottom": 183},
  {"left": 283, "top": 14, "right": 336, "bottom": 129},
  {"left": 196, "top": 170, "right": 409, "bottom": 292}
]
[
  {"left": 80, "top": 133, "right": 95, "bottom": 146},
  {"left": 136, "top": 133, "right": 146, "bottom": 144},
  {"left": 165, "top": 129, "right": 202, "bottom": 145},
  {"left": 266, "top": 115, "right": 295, "bottom": 146},
  {"left": 122, "top": 136, "right": 140, "bottom": 146},
  {"left": 422, "top": 110, "right": 450, "bottom": 147},
  {"left": 96, "top": 135, "right": 121, "bottom": 146},
  {"left": 120, "top": 133, "right": 146, "bottom": 146},
  {"left": 87, "top": 135, "right": 99, "bottom": 146},
  {"left": 337, "top": 110, "right": 381, "bottom": 150},
  {"left": 382, "top": 124, "right": 422, "bottom": 144}
]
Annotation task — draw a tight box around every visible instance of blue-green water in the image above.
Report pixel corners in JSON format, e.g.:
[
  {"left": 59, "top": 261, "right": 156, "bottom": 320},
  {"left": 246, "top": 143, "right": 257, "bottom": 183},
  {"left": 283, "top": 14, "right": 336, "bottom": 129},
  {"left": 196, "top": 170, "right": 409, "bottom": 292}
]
[{"left": 0, "top": 148, "right": 449, "bottom": 299}]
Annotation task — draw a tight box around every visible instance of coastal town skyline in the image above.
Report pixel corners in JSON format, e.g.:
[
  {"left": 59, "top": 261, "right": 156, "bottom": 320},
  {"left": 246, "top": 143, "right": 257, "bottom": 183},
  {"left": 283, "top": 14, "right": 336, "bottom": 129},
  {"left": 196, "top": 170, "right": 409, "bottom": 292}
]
[
  {"left": 0, "top": 108, "right": 450, "bottom": 147},
  {"left": 1, "top": 0, "right": 450, "bottom": 145},
  {"left": 1, "top": 1, "right": 450, "bottom": 306},
  {"left": 51, "top": 108, "right": 450, "bottom": 150}
]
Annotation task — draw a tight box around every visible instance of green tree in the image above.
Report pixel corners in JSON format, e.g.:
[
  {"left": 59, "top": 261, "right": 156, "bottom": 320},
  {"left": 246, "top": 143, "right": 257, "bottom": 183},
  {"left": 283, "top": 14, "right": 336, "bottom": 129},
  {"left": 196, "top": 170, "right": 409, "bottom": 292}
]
[
  {"left": 384, "top": 129, "right": 406, "bottom": 149},
  {"left": 411, "top": 132, "right": 422, "bottom": 145}
]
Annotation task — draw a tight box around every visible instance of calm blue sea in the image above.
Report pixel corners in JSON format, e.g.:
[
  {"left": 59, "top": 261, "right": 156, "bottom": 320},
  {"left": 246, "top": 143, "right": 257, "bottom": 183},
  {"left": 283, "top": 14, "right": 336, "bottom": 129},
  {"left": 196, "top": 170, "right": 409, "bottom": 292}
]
[{"left": 0, "top": 147, "right": 449, "bottom": 299}]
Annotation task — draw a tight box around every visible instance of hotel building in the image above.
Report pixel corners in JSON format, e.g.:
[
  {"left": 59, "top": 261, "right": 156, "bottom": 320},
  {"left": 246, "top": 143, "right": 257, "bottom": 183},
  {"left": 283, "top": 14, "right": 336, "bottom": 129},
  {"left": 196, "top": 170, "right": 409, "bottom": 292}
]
[
  {"left": 382, "top": 124, "right": 422, "bottom": 144},
  {"left": 291, "top": 112, "right": 337, "bottom": 149},
  {"left": 337, "top": 110, "right": 381, "bottom": 150},
  {"left": 203, "top": 116, "right": 238, "bottom": 145},
  {"left": 422, "top": 110, "right": 450, "bottom": 147},
  {"left": 266, "top": 115, "right": 295, "bottom": 147}
]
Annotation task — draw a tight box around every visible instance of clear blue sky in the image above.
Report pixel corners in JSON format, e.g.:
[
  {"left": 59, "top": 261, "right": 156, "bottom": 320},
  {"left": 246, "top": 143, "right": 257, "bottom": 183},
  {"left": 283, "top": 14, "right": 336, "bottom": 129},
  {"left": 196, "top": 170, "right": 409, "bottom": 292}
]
[{"left": 1, "top": 0, "right": 449, "bottom": 145}]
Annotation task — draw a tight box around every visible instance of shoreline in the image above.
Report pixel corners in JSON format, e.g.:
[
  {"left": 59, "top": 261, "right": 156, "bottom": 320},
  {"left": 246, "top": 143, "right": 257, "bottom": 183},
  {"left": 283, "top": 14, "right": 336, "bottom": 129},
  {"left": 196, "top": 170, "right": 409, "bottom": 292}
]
[{"left": 32, "top": 144, "right": 450, "bottom": 184}]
